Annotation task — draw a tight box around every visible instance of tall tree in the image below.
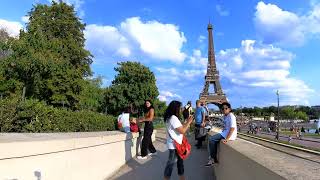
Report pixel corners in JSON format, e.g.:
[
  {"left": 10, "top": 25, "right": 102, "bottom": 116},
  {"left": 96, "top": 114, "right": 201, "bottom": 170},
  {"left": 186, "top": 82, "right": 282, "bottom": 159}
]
[
  {"left": 78, "top": 77, "right": 104, "bottom": 112},
  {"left": 0, "top": 28, "right": 10, "bottom": 59},
  {"left": 1, "top": 1, "right": 92, "bottom": 108},
  {"left": 104, "top": 61, "right": 159, "bottom": 116},
  {"left": 0, "top": 29, "right": 22, "bottom": 97}
]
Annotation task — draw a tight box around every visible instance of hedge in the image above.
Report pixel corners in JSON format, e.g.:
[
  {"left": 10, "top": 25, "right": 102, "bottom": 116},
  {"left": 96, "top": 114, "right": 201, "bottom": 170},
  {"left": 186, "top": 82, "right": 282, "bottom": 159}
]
[{"left": 0, "top": 98, "right": 117, "bottom": 132}]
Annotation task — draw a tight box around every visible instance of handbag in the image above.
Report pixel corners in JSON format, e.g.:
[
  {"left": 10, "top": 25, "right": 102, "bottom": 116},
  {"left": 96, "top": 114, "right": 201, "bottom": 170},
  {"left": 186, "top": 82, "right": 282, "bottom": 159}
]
[
  {"left": 168, "top": 130, "right": 191, "bottom": 160},
  {"left": 130, "top": 122, "right": 139, "bottom": 132},
  {"left": 195, "top": 126, "right": 207, "bottom": 139}
]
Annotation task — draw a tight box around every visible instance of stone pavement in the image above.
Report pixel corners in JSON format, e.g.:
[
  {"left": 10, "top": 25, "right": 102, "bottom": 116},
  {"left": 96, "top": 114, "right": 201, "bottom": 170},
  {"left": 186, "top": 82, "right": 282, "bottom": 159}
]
[{"left": 109, "top": 129, "right": 214, "bottom": 180}]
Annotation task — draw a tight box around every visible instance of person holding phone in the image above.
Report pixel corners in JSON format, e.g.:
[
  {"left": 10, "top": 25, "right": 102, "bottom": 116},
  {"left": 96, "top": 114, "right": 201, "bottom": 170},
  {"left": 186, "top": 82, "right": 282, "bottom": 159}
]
[
  {"left": 164, "top": 100, "right": 194, "bottom": 180},
  {"left": 182, "top": 101, "right": 193, "bottom": 136}
]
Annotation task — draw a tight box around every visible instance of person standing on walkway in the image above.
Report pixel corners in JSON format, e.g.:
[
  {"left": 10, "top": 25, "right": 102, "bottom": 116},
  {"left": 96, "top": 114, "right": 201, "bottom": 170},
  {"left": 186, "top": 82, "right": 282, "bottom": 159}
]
[
  {"left": 202, "top": 101, "right": 209, "bottom": 121},
  {"left": 205, "top": 102, "right": 237, "bottom": 167},
  {"left": 164, "top": 100, "right": 194, "bottom": 180},
  {"left": 195, "top": 100, "right": 206, "bottom": 149},
  {"left": 182, "top": 101, "right": 193, "bottom": 136},
  {"left": 137, "top": 100, "right": 157, "bottom": 160},
  {"left": 182, "top": 101, "right": 193, "bottom": 121}
]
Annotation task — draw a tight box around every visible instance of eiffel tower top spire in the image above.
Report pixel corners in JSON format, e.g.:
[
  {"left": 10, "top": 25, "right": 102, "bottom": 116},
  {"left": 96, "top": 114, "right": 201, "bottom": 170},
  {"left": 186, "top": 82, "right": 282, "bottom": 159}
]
[
  {"left": 207, "top": 22, "right": 216, "bottom": 73},
  {"left": 199, "top": 23, "right": 227, "bottom": 105}
]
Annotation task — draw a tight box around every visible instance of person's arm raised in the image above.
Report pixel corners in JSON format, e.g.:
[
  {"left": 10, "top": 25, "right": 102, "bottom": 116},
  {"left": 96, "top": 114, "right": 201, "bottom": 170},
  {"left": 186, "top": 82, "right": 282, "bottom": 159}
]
[{"left": 176, "top": 116, "right": 194, "bottom": 134}]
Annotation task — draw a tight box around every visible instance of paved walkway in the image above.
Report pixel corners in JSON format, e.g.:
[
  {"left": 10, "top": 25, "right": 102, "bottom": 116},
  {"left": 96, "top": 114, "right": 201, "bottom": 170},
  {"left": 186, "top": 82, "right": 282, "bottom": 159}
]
[{"left": 109, "top": 129, "right": 214, "bottom": 180}]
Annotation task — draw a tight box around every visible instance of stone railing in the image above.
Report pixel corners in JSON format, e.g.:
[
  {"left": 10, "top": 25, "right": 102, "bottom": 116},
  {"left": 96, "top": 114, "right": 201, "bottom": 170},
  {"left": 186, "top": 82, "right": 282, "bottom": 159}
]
[{"left": 0, "top": 130, "right": 156, "bottom": 180}]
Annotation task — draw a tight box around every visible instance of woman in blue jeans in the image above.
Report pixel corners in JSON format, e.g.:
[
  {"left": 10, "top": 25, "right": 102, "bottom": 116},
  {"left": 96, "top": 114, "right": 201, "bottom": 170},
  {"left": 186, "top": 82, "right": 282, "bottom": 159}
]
[
  {"left": 205, "top": 102, "right": 237, "bottom": 167},
  {"left": 163, "top": 101, "right": 193, "bottom": 180}
]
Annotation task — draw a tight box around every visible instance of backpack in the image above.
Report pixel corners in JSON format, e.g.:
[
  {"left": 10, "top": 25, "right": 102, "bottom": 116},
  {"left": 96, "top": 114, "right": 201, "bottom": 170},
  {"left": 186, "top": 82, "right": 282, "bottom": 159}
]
[{"left": 182, "top": 106, "right": 190, "bottom": 119}]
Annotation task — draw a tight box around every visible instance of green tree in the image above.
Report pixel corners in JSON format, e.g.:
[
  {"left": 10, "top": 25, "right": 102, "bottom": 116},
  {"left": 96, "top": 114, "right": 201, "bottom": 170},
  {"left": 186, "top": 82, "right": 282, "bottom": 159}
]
[
  {"left": 296, "top": 111, "right": 308, "bottom": 121},
  {"left": 78, "top": 77, "right": 104, "bottom": 112},
  {"left": 0, "top": 28, "right": 10, "bottom": 59},
  {"left": 0, "top": 1, "right": 92, "bottom": 108},
  {"left": 281, "top": 107, "right": 295, "bottom": 119},
  {"left": 253, "top": 106, "right": 262, "bottom": 117},
  {"left": 104, "top": 61, "right": 159, "bottom": 116},
  {"left": 153, "top": 99, "right": 167, "bottom": 118},
  {"left": 0, "top": 29, "right": 23, "bottom": 97}
]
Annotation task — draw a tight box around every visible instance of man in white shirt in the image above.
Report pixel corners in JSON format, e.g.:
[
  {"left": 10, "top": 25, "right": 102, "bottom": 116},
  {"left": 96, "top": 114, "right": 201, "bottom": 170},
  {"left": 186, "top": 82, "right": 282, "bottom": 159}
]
[
  {"left": 205, "top": 102, "right": 237, "bottom": 167},
  {"left": 117, "top": 109, "right": 130, "bottom": 133}
]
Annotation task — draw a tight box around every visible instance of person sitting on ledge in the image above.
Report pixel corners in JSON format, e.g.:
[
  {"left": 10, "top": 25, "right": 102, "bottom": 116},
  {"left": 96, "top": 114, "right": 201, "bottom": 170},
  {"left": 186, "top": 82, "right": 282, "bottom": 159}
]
[{"left": 205, "top": 102, "right": 237, "bottom": 167}]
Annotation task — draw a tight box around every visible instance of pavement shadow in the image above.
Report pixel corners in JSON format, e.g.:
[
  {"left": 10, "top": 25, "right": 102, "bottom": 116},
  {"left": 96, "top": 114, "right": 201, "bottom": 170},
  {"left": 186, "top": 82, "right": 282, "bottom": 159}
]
[
  {"left": 125, "top": 133, "right": 134, "bottom": 162},
  {"left": 109, "top": 130, "right": 215, "bottom": 180}
]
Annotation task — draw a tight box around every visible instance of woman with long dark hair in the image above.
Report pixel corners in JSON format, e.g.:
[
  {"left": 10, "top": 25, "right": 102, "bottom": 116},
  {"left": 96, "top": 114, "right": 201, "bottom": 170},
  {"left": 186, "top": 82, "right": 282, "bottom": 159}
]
[
  {"left": 137, "top": 100, "right": 157, "bottom": 159},
  {"left": 163, "top": 101, "right": 193, "bottom": 180}
]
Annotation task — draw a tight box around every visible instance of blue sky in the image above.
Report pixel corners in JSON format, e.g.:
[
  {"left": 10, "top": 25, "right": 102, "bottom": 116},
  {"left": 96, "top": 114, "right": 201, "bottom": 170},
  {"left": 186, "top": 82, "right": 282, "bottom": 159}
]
[{"left": 0, "top": 0, "right": 319, "bottom": 108}]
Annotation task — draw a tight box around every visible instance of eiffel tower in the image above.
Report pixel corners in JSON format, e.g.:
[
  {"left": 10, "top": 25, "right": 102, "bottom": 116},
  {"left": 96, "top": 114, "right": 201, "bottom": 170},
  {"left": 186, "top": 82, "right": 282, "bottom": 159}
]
[{"left": 199, "top": 23, "right": 227, "bottom": 105}]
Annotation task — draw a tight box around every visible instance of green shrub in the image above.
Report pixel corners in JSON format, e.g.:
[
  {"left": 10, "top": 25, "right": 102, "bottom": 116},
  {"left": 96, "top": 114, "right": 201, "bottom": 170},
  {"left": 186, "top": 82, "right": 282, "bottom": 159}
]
[{"left": 0, "top": 98, "right": 116, "bottom": 132}]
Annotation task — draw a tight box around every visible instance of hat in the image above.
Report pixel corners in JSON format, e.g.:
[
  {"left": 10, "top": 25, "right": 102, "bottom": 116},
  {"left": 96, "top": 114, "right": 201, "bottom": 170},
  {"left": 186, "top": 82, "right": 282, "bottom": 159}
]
[{"left": 187, "top": 101, "right": 191, "bottom": 105}]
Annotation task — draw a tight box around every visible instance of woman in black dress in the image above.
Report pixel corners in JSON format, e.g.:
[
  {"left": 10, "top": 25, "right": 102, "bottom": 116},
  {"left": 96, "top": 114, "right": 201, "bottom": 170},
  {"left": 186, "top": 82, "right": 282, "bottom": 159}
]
[{"left": 137, "top": 100, "right": 157, "bottom": 159}]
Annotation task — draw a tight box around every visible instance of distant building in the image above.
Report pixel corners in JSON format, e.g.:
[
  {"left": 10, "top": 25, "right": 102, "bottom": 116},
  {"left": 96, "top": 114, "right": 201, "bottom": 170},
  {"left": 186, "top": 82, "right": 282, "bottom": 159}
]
[{"left": 269, "top": 116, "right": 275, "bottom": 121}]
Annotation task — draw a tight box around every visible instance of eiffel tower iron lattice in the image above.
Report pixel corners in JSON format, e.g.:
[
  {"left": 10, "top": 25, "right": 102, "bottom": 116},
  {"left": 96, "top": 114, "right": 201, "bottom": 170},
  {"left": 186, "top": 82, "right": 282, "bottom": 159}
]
[{"left": 199, "top": 23, "right": 227, "bottom": 105}]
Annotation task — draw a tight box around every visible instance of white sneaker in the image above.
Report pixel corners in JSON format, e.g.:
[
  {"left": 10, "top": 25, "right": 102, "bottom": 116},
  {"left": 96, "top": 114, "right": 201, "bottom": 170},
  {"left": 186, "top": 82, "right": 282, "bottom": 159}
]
[
  {"left": 137, "top": 155, "right": 147, "bottom": 160},
  {"left": 148, "top": 152, "right": 157, "bottom": 156},
  {"left": 204, "top": 159, "right": 215, "bottom": 167}
]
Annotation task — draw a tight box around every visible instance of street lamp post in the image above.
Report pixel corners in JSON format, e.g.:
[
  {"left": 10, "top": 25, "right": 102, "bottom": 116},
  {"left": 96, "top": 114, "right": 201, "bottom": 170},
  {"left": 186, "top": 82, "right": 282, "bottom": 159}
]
[{"left": 276, "top": 90, "right": 280, "bottom": 140}]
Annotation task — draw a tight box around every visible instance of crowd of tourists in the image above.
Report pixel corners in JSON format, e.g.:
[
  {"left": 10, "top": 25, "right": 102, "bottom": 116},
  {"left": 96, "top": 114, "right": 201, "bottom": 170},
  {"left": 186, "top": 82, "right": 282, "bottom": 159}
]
[{"left": 117, "top": 99, "right": 237, "bottom": 180}]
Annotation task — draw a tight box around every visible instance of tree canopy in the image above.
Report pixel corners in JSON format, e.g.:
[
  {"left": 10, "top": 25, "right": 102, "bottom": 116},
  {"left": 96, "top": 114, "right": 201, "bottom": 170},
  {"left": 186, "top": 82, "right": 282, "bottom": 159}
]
[
  {"left": 0, "top": 1, "right": 92, "bottom": 108},
  {"left": 104, "top": 61, "right": 160, "bottom": 116},
  {"left": 234, "top": 106, "right": 312, "bottom": 121}
]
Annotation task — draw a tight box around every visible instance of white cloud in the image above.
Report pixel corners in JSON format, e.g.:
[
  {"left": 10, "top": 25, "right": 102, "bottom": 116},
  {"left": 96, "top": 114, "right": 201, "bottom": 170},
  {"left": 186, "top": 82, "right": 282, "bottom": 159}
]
[
  {"left": 216, "top": 5, "right": 230, "bottom": 16},
  {"left": 21, "top": 16, "right": 29, "bottom": 23},
  {"left": 217, "top": 40, "right": 313, "bottom": 105},
  {"left": 120, "top": 17, "right": 187, "bottom": 63},
  {"left": 158, "top": 90, "right": 181, "bottom": 102},
  {"left": 156, "top": 66, "right": 205, "bottom": 81},
  {"left": 254, "top": 1, "right": 320, "bottom": 46},
  {"left": 303, "top": 2, "right": 320, "bottom": 36},
  {"left": 219, "top": 40, "right": 295, "bottom": 72},
  {"left": 155, "top": 67, "right": 179, "bottom": 76},
  {"left": 198, "top": 35, "right": 206, "bottom": 43},
  {"left": 84, "top": 24, "right": 131, "bottom": 59},
  {"left": 189, "top": 49, "right": 207, "bottom": 68},
  {"left": 0, "top": 19, "right": 23, "bottom": 37},
  {"left": 84, "top": 17, "right": 188, "bottom": 64}
]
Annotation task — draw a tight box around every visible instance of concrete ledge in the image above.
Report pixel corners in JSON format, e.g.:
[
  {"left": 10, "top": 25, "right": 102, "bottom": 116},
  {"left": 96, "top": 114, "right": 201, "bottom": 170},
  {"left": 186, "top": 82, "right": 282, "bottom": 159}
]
[
  {"left": 0, "top": 130, "right": 156, "bottom": 180},
  {"left": 213, "top": 138, "right": 319, "bottom": 180}
]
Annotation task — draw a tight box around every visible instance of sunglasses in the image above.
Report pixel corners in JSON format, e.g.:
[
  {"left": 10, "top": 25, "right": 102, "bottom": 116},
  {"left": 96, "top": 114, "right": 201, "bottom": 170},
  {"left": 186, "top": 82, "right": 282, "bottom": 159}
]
[{"left": 222, "top": 107, "right": 229, "bottom": 110}]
